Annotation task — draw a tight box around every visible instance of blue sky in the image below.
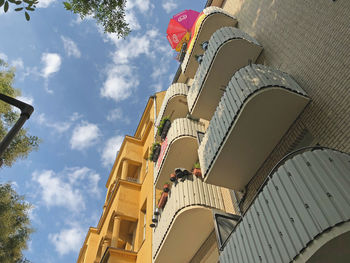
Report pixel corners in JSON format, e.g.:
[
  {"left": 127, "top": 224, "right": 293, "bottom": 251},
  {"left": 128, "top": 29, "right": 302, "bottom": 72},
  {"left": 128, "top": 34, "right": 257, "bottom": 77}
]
[{"left": 0, "top": 0, "right": 204, "bottom": 262}]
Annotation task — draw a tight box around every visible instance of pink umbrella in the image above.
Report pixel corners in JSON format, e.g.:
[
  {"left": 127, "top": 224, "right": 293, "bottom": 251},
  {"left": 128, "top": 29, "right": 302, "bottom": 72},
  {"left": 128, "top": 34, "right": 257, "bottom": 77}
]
[
  {"left": 166, "top": 9, "right": 200, "bottom": 52},
  {"left": 173, "top": 9, "right": 200, "bottom": 31}
]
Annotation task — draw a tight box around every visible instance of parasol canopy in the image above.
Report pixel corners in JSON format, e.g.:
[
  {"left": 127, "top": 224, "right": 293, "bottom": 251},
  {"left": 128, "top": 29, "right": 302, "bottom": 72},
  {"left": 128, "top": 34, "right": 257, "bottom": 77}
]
[{"left": 166, "top": 9, "right": 200, "bottom": 52}]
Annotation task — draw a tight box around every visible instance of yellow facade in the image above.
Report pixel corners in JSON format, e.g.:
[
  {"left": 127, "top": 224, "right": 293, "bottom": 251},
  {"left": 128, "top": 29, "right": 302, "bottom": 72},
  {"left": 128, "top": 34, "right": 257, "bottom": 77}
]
[{"left": 77, "top": 92, "right": 165, "bottom": 263}]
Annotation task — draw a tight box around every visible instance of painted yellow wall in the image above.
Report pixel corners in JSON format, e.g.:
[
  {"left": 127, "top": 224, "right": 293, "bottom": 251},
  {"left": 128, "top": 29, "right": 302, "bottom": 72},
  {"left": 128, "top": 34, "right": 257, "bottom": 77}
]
[{"left": 77, "top": 92, "right": 165, "bottom": 263}]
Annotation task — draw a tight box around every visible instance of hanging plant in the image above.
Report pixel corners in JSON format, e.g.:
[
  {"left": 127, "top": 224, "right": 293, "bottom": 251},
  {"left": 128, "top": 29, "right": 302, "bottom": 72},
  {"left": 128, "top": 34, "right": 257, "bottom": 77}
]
[
  {"left": 149, "top": 142, "right": 161, "bottom": 162},
  {"left": 193, "top": 162, "right": 202, "bottom": 177},
  {"left": 157, "top": 116, "right": 171, "bottom": 140}
]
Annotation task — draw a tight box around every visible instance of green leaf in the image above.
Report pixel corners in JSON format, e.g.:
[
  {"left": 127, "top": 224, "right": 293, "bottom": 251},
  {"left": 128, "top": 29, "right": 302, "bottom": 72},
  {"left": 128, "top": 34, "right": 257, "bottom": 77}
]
[
  {"left": 4, "top": 1, "right": 9, "bottom": 12},
  {"left": 15, "top": 0, "right": 21, "bottom": 4},
  {"left": 14, "top": 7, "right": 23, "bottom": 11},
  {"left": 0, "top": 0, "right": 4, "bottom": 7},
  {"left": 63, "top": 1, "right": 71, "bottom": 10},
  {"left": 25, "top": 11, "right": 30, "bottom": 21},
  {"left": 25, "top": 6, "right": 34, "bottom": 11}
]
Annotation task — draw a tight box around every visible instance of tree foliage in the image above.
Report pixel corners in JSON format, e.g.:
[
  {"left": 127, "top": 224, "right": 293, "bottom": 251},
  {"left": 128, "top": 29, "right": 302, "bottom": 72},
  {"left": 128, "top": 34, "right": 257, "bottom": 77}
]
[
  {"left": 0, "top": 59, "right": 40, "bottom": 167},
  {"left": 0, "top": 0, "right": 38, "bottom": 21},
  {"left": 0, "top": 183, "right": 33, "bottom": 263},
  {"left": 63, "top": 0, "right": 130, "bottom": 37}
]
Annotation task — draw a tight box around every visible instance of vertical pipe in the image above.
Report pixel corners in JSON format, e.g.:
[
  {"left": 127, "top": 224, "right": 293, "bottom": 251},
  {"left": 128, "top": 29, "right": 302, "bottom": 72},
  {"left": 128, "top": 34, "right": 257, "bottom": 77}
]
[{"left": 152, "top": 94, "right": 157, "bottom": 263}]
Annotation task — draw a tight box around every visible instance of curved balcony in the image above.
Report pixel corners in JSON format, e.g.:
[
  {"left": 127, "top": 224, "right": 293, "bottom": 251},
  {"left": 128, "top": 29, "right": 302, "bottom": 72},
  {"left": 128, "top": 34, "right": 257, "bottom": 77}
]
[
  {"left": 154, "top": 118, "right": 205, "bottom": 189},
  {"left": 153, "top": 175, "right": 225, "bottom": 263},
  {"left": 220, "top": 148, "right": 350, "bottom": 263},
  {"left": 188, "top": 27, "right": 263, "bottom": 120},
  {"left": 155, "top": 83, "right": 189, "bottom": 128},
  {"left": 198, "top": 64, "right": 310, "bottom": 190},
  {"left": 181, "top": 7, "right": 237, "bottom": 79}
]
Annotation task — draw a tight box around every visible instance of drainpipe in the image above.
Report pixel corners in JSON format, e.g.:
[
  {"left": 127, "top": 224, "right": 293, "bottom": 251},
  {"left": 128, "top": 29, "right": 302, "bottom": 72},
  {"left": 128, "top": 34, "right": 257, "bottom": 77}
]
[
  {"left": 0, "top": 93, "right": 34, "bottom": 166},
  {"left": 151, "top": 94, "right": 157, "bottom": 263}
]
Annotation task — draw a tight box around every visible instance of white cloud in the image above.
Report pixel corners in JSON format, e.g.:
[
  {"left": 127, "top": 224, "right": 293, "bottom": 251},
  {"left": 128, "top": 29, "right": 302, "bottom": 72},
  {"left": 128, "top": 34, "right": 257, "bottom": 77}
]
[
  {"left": 70, "top": 121, "right": 101, "bottom": 150},
  {"left": 32, "top": 170, "right": 85, "bottom": 211},
  {"left": 101, "top": 29, "right": 160, "bottom": 102},
  {"left": 70, "top": 112, "right": 83, "bottom": 122},
  {"left": 126, "top": 0, "right": 151, "bottom": 14},
  {"left": 49, "top": 226, "right": 85, "bottom": 256},
  {"left": 41, "top": 53, "right": 61, "bottom": 78},
  {"left": 35, "top": 113, "right": 71, "bottom": 134},
  {"left": 0, "top": 52, "right": 8, "bottom": 61},
  {"left": 11, "top": 58, "right": 24, "bottom": 69},
  {"left": 17, "top": 95, "right": 34, "bottom": 105},
  {"left": 61, "top": 36, "right": 81, "bottom": 58},
  {"left": 162, "top": 0, "right": 178, "bottom": 13},
  {"left": 66, "top": 167, "right": 101, "bottom": 196},
  {"left": 37, "top": 0, "right": 56, "bottom": 8},
  {"left": 125, "top": 10, "right": 141, "bottom": 31},
  {"left": 111, "top": 30, "right": 158, "bottom": 64},
  {"left": 101, "top": 64, "right": 139, "bottom": 102},
  {"left": 101, "top": 135, "right": 124, "bottom": 167},
  {"left": 107, "top": 108, "right": 131, "bottom": 124},
  {"left": 106, "top": 108, "right": 122, "bottom": 121},
  {"left": 32, "top": 167, "right": 101, "bottom": 211}
]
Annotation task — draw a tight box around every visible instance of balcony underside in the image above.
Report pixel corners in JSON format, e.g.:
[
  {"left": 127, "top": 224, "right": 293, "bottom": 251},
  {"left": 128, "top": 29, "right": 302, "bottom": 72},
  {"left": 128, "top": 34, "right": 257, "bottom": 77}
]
[
  {"left": 189, "top": 27, "right": 262, "bottom": 120},
  {"left": 156, "top": 83, "right": 189, "bottom": 127},
  {"left": 103, "top": 247, "right": 137, "bottom": 263},
  {"left": 220, "top": 148, "right": 350, "bottom": 263},
  {"left": 155, "top": 136, "right": 199, "bottom": 190},
  {"left": 160, "top": 95, "right": 188, "bottom": 124},
  {"left": 204, "top": 87, "right": 309, "bottom": 190},
  {"left": 295, "top": 222, "right": 350, "bottom": 263},
  {"left": 199, "top": 64, "right": 309, "bottom": 190},
  {"left": 154, "top": 206, "right": 215, "bottom": 263},
  {"left": 182, "top": 7, "right": 237, "bottom": 79}
]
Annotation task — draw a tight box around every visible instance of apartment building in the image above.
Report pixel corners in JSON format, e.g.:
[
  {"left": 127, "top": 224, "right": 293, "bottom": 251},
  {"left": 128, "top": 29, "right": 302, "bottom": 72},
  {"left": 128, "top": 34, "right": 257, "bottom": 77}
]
[
  {"left": 152, "top": 0, "right": 350, "bottom": 262},
  {"left": 78, "top": 0, "right": 350, "bottom": 262},
  {"left": 76, "top": 93, "right": 166, "bottom": 263}
]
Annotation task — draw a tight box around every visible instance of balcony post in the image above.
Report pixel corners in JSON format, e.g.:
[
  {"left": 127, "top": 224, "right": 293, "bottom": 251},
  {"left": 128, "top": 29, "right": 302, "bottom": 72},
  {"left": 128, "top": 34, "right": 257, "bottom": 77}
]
[
  {"left": 111, "top": 215, "right": 121, "bottom": 247},
  {"left": 121, "top": 160, "right": 129, "bottom": 180},
  {"left": 102, "top": 238, "right": 110, "bottom": 255}
]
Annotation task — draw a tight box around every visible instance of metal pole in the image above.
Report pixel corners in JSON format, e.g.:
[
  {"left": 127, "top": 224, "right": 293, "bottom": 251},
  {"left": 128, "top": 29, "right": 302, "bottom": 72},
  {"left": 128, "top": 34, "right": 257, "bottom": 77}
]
[{"left": 0, "top": 93, "right": 34, "bottom": 162}]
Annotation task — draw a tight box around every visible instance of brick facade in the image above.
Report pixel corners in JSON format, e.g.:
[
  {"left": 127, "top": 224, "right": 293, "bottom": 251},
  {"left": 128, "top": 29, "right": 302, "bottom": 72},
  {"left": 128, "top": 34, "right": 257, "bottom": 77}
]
[{"left": 221, "top": 0, "right": 350, "bottom": 211}]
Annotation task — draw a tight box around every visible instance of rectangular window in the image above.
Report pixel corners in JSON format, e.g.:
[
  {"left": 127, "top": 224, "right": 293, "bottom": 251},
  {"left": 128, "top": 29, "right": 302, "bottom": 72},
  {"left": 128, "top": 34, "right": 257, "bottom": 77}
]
[{"left": 141, "top": 200, "right": 147, "bottom": 243}]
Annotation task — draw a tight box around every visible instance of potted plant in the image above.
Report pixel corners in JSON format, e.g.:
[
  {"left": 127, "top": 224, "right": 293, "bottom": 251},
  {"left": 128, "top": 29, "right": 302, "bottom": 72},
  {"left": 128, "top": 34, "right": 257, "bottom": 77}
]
[
  {"left": 193, "top": 162, "right": 202, "bottom": 178},
  {"left": 149, "top": 142, "right": 161, "bottom": 162},
  {"left": 170, "top": 173, "right": 177, "bottom": 182},
  {"left": 157, "top": 116, "right": 171, "bottom": 140},
  {"left": 163, "top": 182, "right": 170, "bottom": 192},
  {"left": 158, "top": 192, "right": 168, "bottom": 209}
]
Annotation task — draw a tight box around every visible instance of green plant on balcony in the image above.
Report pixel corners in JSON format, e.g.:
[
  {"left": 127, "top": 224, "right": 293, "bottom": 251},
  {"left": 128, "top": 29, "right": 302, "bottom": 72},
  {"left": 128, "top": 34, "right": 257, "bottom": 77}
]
[
  {"left": 193, "top": 162, "right": 202, "bottom": 178},
  {"left": 149, "top": 142, "right": 161, "bottom": 162},
  {"left": 163, "top": 182, "right": 171, "bottom": 192},
  {"left": 157, "top": 116, "right": 171, "bottom": 140}
]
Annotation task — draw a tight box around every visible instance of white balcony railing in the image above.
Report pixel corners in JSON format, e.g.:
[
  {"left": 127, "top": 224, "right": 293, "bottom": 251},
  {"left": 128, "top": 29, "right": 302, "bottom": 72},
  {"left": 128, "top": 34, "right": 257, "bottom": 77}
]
[
  {"left": 181, "top": 6, "right": 237, "bottom": 79},
  {"left": 220, "top": 148, "right": 350, "bottom": 263},
  {"left": 154, "top": 118, "right": 205, "bottom": 189},
  {"left": 187, "top": 26, "right": 262, "bottom": 120},
  {"left": 153, "top": 174, "right": 225, "bottom": 263},
  {"left": 198, "top": 64, "right": 310, "bottom": 190}
]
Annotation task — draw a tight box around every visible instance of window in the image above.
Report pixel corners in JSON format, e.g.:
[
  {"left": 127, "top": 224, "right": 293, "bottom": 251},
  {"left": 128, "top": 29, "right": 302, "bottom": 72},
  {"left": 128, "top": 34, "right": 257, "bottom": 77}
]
[{"left": 140, "top": 200, "right": 147, "bottom": 243}]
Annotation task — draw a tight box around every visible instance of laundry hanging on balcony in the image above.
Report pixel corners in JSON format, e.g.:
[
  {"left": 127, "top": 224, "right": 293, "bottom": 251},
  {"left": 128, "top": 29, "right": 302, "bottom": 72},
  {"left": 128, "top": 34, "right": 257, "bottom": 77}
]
[{"left": 166, "top": 9, "right": 200, "bottom": 52}]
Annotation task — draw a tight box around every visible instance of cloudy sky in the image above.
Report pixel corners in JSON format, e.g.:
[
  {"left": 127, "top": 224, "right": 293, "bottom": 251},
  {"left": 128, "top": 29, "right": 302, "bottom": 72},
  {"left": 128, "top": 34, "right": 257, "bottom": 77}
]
[{"left": 0, "top": 0, "right": 204, "bottom": 262}]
